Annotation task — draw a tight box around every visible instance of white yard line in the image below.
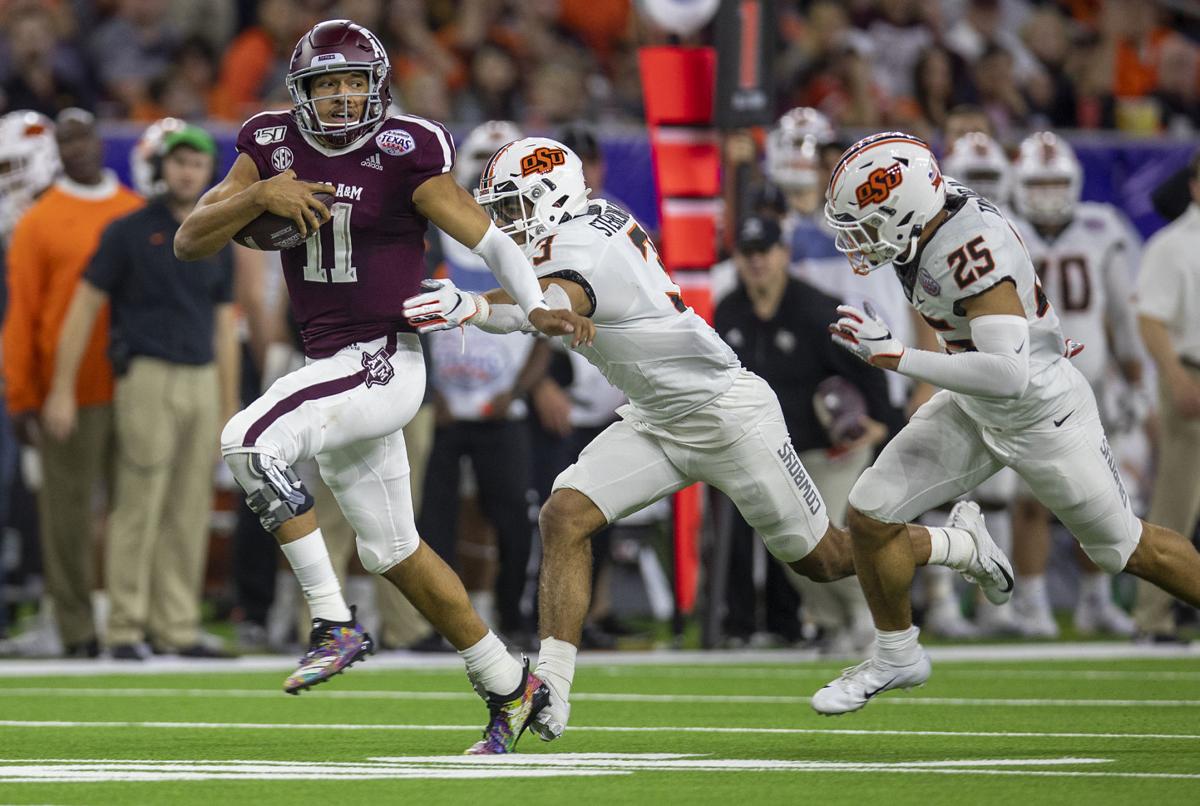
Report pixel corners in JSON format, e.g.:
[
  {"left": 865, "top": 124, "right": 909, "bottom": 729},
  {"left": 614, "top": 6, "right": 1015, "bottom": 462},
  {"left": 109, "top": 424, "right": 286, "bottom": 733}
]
[
  {"left": 2, "top": 719, "right": 1199, "bottom": 742},
  {"left": 1, "top": 686, "right": 1198, "bottom": 708},
  {"left": 1, "top": 754, "right": 1198, "bottom": 783},
  {"left": 0, "top": 642, "right": 1196, "bottom": 678},
  {"left": 591, "top": 667, "right": 1200, "bottom": 681}
]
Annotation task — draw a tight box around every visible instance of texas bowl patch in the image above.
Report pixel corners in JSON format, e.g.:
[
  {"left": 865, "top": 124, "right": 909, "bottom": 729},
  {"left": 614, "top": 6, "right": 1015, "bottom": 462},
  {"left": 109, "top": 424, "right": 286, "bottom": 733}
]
[
  {"left": 376, "top": 130, "right": 415, "bottom": 156},
  {"left": 918, "top": 267, "right": 942, "bottom": 296}
]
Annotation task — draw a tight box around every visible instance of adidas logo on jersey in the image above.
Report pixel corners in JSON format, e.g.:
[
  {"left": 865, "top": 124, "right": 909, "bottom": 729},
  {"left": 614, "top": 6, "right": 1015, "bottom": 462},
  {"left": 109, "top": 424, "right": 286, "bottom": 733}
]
[{"left": 360, "top": 153, "right": 383, "bottom": 171}]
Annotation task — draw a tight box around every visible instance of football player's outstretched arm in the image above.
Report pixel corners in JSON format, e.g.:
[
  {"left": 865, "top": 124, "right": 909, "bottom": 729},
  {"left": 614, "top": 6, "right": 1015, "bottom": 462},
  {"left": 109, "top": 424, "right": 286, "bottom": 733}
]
[
  {"left": 832, "top": 280, "right": 1031, "bottom": 399},
  {"left": 403, "top": 276, "right": 595, "bottom": 347},
  {"left": 174, "top": 155, "right": 334, "bottom": 260},
  {"left": 411, "top": 173, "right": 589, "bottom": 340}
]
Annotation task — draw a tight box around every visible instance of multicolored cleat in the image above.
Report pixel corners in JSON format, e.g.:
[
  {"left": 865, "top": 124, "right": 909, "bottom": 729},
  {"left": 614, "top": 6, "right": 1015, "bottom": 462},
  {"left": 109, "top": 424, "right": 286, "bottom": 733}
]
[
  {"left": 284, "top": 606, "right": 374, "bottom": 695},
  {"left": 465, "top": 658, "right": 550, "bottom": 754}
]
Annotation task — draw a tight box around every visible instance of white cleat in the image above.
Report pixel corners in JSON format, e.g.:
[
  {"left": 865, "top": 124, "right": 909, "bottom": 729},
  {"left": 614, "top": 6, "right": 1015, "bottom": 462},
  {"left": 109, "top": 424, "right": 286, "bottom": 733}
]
[
  {"left": 1012, "top": 594, "right": 1060, "bottom": 638},
  {"left": 950, "top": 501, "right": 1015, "bottom": 606},
  {"left": 1074, "top": 598, "right": 1136, "bottom": 637},
  {"left": 924, "top": 596, "right": 979, "bottom": 639},
  {"left": 811, "top": 652, "right": 931, "bottom": 715}
]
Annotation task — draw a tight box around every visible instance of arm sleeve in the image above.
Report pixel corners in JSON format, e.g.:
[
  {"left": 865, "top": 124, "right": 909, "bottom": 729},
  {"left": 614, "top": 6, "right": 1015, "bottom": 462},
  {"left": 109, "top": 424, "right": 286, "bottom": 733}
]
[
  {"left": 896, "top": 314, "right": 1031, "bottom": 399},
  {"left": 1, "top": 217, "right": 46, "bottom": 413},
  {"left": 472, "top": 222, "right": 548, "bottom": 315},
  {"left": 475, "top": 283, "right": 570, "bottom": 334},
  {"left": 474, "top": 300, "right": 528, "bottom": 334}
]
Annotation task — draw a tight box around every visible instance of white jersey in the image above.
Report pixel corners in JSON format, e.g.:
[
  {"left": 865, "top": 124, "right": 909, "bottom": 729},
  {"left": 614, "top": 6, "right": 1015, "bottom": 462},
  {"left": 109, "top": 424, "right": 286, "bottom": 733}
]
[
  {"left": 894, "top": 181, "right": 1082, "bottom": 428},
  {"left": 529, "top": 200, "right": 742, "bottom": 427},
  {"left": 1013, "top": 203, "right": 1141, "bottom": 386}
]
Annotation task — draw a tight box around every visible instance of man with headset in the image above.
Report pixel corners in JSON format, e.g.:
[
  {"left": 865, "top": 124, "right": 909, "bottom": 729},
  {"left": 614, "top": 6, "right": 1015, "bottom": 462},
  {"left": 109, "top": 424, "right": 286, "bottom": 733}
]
[{"left": 43, "top": 122, "right": 238, "bottom": 659}]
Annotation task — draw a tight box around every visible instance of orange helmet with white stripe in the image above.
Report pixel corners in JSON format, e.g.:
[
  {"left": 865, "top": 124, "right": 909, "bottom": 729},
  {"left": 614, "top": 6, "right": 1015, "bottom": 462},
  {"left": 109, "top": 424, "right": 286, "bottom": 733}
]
[{"left": 824, "top": 131, "right": 946, "bottom": 275}]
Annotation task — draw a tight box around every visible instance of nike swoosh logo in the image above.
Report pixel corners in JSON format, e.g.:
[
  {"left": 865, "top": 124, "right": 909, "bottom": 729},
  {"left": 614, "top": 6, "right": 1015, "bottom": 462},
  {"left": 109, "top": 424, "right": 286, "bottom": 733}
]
[
  {"left": 915, "top": 295, "right": 926, "bottom": 305},
  {"left": 1053, "top": 410, "right": 1075, "bottom": 428},
  {"left": 1015, "top": 341, "right": 1025, "bottom": 354},
  {"left": 993, "top": 561, "right": 1014, "bottom": 593},
  {"left": 864, "top": 677, "right": 898, "bottom": 700}
]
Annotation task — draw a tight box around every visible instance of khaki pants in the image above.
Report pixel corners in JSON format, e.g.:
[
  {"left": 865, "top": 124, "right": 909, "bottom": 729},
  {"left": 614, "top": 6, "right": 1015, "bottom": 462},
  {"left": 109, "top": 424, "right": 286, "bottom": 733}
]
[
  {"left": 787, "top": 445, "right": 873, "bottom": 631},
  {"left": 295, "top": 403, "right": 436, "bottom": 647},
  {"left": 1134, "top": 365, "right": 1200, "bottom": 634},
  {"left": 105, "top": 359, "right": 219, "bottom": 648},
  {"left": 38, "top": 403, "right": 114, "bottom": 648}
]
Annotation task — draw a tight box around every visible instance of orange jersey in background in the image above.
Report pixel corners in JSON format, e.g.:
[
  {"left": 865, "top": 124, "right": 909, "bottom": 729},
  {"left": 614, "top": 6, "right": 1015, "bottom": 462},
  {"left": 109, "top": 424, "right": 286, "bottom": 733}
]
[{"left": 2, "top": 176, "right": 143, "bottom": 414}]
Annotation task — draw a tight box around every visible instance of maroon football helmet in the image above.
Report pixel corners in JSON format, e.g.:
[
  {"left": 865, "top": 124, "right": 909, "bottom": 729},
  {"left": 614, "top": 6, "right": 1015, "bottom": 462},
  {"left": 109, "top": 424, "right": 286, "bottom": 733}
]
[{"left": 286, "top": 19, "right": 391, "bottom": 147}]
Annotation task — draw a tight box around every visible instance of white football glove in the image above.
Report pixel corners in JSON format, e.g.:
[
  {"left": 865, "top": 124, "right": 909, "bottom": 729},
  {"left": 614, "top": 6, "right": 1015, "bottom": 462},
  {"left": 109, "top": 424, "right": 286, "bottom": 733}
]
[
  {"left": 530, "top": 669, "right": 571, "bottom": 742},
  {"left": 830, "top": 302, "right": 905, "bottom": 366},
  {"left": 402, "top": 278, "right": 485, "bottom": 333}
]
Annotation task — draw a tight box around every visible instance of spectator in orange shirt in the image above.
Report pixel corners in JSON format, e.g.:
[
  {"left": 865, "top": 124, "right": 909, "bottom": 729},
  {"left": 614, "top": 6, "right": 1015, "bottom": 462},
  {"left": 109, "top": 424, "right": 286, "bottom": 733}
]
[
  {"left": 1, "top": 109, "right": 142, "bottom": 657},
  {"left": 211, "top": 0, "right": 312, "bottom": 121}
]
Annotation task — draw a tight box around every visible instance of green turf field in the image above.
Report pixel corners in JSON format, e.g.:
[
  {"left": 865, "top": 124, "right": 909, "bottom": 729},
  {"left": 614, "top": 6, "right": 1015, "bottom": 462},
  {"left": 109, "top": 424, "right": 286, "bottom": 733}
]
[{"left": 1, "top": 650, "right": 1198, "bottom": 804}]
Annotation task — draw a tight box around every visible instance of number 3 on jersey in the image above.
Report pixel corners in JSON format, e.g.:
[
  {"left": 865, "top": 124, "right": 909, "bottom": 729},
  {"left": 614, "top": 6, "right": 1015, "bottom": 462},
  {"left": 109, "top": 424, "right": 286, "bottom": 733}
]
[{"left": 303, "top": 202, "right": 356, "bottom": 283}]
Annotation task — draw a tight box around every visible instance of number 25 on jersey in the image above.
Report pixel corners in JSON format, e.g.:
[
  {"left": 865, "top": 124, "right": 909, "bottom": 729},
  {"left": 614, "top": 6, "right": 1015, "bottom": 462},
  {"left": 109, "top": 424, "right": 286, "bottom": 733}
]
[{"left": 948, "top": 235, "right": 994, "bottom": 289}]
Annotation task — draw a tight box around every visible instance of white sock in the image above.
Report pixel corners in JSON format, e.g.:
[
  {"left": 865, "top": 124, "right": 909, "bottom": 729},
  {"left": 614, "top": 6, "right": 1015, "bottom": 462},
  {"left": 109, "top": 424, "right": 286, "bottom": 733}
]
[
  {"left": 875, "top": 625, "right": 921, "bottom": 666},
  {"left": 1079, "top": 572, "right": 1109, "bottom": 603},
  {"left": 460, "top": 631, "right": 523, "bottom": 696},
  {"left": 535, "top": 636, "right": 578, "bottom": 700},
  {"left": 279, "top": 529, "right": 352, "bottom": 623},
  {"left": 926, "top": 526, "right": 976, "bottom": 571}
]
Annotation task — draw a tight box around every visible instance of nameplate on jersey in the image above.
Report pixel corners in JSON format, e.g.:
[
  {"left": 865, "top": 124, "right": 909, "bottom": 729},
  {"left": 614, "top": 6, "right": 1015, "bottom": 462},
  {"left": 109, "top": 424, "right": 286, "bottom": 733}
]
[{"left": 589, "top": 205, "right": 630, "bottom": 237}]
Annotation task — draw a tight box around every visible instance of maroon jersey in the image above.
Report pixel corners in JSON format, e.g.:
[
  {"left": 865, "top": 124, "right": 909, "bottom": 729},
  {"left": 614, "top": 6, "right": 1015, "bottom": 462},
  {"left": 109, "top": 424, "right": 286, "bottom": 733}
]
[{"left": 236, "top": 111, "right": 455, "bottom": 357}]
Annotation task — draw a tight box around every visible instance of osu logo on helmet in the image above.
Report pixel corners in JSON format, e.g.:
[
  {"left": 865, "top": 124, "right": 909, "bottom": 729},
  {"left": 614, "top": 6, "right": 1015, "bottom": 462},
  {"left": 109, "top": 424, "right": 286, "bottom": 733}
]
[
  {"left": 854, "top": 162, "right": 904, "bottom": 208},
  {"left": 520, "top": 146, "right": 566, "bottom": 177}
]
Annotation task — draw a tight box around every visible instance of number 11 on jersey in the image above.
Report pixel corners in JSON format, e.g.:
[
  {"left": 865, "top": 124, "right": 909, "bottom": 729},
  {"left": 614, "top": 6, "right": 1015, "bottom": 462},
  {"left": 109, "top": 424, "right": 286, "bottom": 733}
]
[{"left": 303, "top": 202, "right": 357, "bottom": 283}]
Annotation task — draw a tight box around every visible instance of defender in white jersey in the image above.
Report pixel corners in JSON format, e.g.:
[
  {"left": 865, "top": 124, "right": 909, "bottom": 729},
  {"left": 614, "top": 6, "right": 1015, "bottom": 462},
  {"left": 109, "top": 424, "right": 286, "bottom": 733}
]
[
  {"left": 1008, "top": 132, "right": 1146, "bottom": 637},
  {"left": 816, "top": 131, "right": 1200, "bottom": 714},
  {"left": 405, "top": 137, "right": 1016, "bottom": 737}
]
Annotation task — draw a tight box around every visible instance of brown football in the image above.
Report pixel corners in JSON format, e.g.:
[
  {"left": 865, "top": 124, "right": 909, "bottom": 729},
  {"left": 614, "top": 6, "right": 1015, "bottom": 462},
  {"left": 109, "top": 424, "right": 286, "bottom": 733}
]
[{"left": 233, "top": 192, "right": 336, "bottom": 250}]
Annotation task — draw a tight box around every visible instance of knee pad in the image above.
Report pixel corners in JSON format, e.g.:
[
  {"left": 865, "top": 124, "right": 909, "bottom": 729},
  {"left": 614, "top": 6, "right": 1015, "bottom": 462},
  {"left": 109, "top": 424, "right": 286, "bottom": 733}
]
[
  {"left": 1079, "top": 539, "right": 1128, "bottom": 576},
  {"left": 846, "top": 467, "right": 903, "bottom": 524},
  {"left": 355, "top": 536, "right": 417, "bottom": 575},
  {"left": 759, "top": 526, "right": 809, "bottom": 565},
  {"left": 224, "top": 451, "right": 314, "bottom": 533}
]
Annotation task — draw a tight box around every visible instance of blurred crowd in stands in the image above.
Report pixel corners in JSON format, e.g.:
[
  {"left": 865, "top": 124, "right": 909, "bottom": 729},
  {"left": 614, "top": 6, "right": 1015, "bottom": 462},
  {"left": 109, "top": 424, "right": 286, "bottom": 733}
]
[{"left": 0, "top": 0, "right": 1197, "bottom": 134}]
